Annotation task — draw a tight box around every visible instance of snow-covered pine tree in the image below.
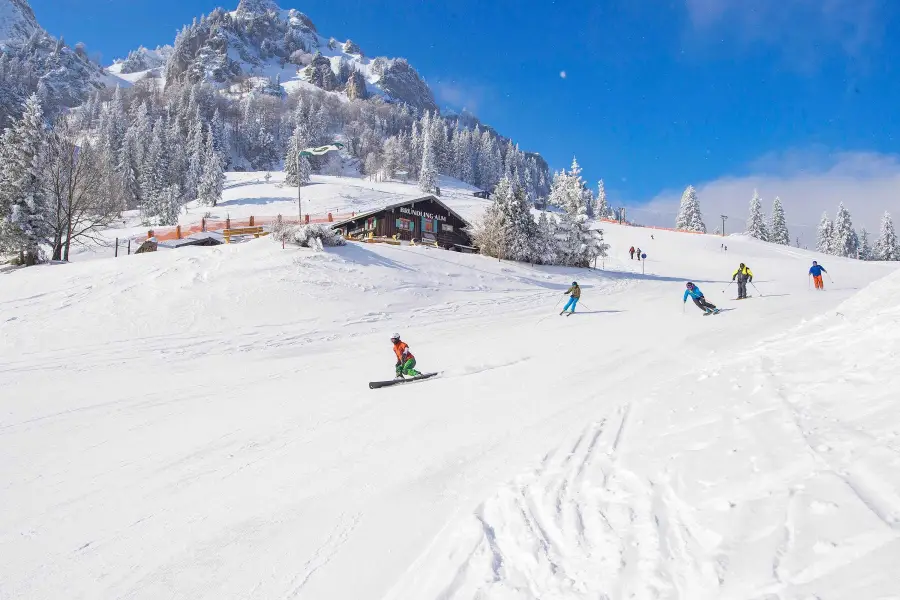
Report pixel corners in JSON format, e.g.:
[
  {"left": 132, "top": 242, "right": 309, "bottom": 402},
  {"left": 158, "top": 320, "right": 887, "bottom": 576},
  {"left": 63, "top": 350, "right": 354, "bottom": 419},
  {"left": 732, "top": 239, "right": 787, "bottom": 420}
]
[
  {"left": 596, "top": 180, "right": 611, "bottom": 219},
  {"left": 185, "top": 124, "right": 205, "bottom": 201},
  {"left": 858, "top": 228, "right": 872, "bottom": 260},
  {"left": 0, "top": 94, "right": 50, "bottom": 264},
  {"left": 160, "top": 184, "right": 182, "bottom": 226},
  {"left": 284, "top": 122, "right": 311, "bottom": 187},
  {"left": 418, "top": 127, "right": 438, "bottom": 194},
  {"left": 745, "top": 190, "right": 768, "bottom": 241},
  {"left": 674, "top": 185, "right": 706, "bottom": 233},
  {"left": 816, "top": 212, "right": 834, "bottom": 255},
  {"left": 472, "top": 176, "right": 511, "bottom": 259},
  {"left": 535, "top": 210, "right": 558, "bottom": 265},
  {"left": 198, "top": 129, "right": 224, "bottom": 207},
  {"left": 831, "top": 202, "right": 858, "bottom": 258},
  {"left": 769, "top": 196, "right": 790, "bottom": 245},
  {"left": 502, "top": 183, "right": 538, "bottom": 263},
  {"left": 874, "top": 212, "right": 900, "bottom": 261}
]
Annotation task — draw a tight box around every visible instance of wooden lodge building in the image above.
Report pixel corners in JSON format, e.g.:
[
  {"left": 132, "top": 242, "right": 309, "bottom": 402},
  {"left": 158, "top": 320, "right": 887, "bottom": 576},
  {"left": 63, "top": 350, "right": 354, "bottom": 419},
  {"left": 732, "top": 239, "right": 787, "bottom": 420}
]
[{"left": 333, "top": 196, "right": 473, "bottom": 250}]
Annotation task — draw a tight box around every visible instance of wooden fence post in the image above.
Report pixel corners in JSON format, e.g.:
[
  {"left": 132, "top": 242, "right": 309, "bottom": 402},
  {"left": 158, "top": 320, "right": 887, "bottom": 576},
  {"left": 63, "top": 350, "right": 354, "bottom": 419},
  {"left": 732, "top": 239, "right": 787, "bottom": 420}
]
[
  {"left": 328, "top": 212, "right": 333, "bottom": 222},
  {"left": 128, "top": 239, "right": 131, "bottom": 255},
  {"left": 249, "top": 216, "right": 255, "bottom": 226},
  {"left": 201, "top": 218, "right": 206, "bottom": 232},
  {"left": 115, "top": 238, "right": 119, "bottom": 257},
  {"left": 305, "top": 215, "right": 310, "bottom": 224},
  {"left": 176, "top": 225, "right": 182, "bottom": 239},
  {"left": 226, "top": 217, "right": 231, "bottom": 229}
]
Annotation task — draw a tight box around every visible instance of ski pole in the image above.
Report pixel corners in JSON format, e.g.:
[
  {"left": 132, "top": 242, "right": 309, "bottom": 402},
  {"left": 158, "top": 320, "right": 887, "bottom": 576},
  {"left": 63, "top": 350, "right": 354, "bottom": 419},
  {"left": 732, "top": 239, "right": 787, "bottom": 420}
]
[
  {"left": 723, "top": 280, "right": 734, "bottom": 294},
  {"left": 750, "top": 282, "right": 764, "bottom": 297}
]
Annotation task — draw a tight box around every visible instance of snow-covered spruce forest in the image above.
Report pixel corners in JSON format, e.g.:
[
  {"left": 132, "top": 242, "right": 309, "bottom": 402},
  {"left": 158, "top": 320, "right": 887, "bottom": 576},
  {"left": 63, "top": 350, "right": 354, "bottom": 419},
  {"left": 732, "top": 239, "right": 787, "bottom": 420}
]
[{"left": 673, "top": 184, "right": 900, "bottom": 261}]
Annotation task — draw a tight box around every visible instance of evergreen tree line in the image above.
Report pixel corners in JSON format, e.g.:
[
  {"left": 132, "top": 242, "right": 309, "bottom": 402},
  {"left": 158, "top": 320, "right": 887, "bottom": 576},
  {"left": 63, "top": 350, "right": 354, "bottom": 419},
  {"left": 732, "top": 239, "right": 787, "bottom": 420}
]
[
  {"left": 674, "top": 184, "right": 900, "bottom": 261},
  {"left": 473, "top": 158, "right": 609, "bottom": 268},
  {"left": 0, "top": 94, "right": 122, "bottom": 264}
]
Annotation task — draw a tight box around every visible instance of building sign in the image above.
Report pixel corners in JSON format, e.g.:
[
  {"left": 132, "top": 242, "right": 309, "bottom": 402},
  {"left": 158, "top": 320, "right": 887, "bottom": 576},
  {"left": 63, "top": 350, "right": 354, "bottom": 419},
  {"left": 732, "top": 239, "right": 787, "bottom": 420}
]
[
  {"left": 396, "top": 218, "right": 414, "bottom": 231},
  {"left": 422, "top": 218, "right": 438, "bottom": 234},
  {"left": 399, "top": 205, "right": 448, "bottom": 222}
]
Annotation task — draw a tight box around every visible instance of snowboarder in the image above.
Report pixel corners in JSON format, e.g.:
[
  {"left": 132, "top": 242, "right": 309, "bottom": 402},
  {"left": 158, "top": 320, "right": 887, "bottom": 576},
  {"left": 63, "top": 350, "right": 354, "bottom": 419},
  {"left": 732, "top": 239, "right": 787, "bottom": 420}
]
[
  {"left": 561, "top": 281, "right": 581, "bottom": 315},
  {"left": 732, "top": 263, "right": 753, "bottom": 299},
  {"left": 391, "top": 333, "right": 421, "bottom": 379},
  {"left": 683, "top": 282, "right": 719, "bottom": 315},
  {"left": 629, "top": 246, "right": 635, "bottom": 259},
  {"left": 809, "top": 261, "right": 828, "bottom": 290},
  {"left": 636, "top": 247, "right": 642, "bottom": 261}
]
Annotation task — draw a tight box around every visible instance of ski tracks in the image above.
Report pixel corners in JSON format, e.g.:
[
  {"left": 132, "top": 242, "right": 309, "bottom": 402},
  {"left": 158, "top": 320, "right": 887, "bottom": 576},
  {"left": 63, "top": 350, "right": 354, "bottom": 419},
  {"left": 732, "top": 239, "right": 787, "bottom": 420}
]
[{"left": 388, "top": 403, "right": 720, "bottom": 599}]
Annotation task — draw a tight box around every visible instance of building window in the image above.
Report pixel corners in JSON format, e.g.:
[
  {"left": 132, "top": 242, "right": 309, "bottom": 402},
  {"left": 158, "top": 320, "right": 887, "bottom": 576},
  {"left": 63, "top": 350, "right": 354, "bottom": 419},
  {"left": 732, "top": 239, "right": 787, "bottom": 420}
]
[
  {"left": 396, "top": 218, "right": 414, "bottom": 231},
  {"left": 442, "top": 224, "right": 454, "bottom": 232},
  {"left": 365, "top": 217, "right": 377, "bottom": 230},
  {"left": 422, "top": 218, "right": 438, "bottom": 234}
]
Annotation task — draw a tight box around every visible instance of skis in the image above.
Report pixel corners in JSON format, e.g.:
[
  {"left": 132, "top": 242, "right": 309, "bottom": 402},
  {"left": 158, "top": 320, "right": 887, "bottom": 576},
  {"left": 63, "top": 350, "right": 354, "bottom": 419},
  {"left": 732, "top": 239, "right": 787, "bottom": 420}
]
[
  {"left": 559, "top": 311, "right": 575, "bottom": 317},
  {"left": 703, "top": 309, "right": 721, "bottom": 316},
  {"left": 734, "top": 296, "right": 752, "bottom": 300},
  {"left": 369, "top": 372, "right": 439, "bottom": 389}
]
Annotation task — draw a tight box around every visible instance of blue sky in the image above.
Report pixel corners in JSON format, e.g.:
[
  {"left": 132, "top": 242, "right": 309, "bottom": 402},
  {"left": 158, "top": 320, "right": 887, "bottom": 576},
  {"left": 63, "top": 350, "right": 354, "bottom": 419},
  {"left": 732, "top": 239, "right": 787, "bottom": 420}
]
[{"left": 29, "top": 0, "right": 900, "bottom": 232}]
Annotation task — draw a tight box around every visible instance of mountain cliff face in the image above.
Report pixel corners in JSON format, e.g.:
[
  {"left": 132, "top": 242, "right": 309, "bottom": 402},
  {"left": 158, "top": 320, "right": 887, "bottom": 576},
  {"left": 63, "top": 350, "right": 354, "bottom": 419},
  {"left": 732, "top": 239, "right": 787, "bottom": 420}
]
[
  {"left": 0, "top": 0, "right": 105, "bottom": 128},
  {"left": 0, "top": 0, "right": 39, "bottom": 48},
  {"left": 158, "top": 1, "right": 437, "bottom": 113}
]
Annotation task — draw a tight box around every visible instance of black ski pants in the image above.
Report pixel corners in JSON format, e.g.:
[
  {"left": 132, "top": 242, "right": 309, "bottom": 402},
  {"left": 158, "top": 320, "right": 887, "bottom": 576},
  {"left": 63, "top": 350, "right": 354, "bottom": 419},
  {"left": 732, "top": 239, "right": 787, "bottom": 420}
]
[{"left": 692, "top": 296, "right": 717, "bottom": 312}]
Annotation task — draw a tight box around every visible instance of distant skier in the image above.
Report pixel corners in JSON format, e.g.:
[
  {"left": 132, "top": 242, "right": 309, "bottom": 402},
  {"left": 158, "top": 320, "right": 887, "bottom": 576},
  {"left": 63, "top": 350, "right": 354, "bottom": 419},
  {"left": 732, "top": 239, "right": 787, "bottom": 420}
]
[
  {"left": 561, "top": 281, "right": 581, "bottom": 315},
  {"left": 809, "top": 261, "right": 828, "bottom": 290},
  {"left": 732, "top": 263, "right": 753, "bottom": 299},
  {"left": 683, "top": 282, "right": 718, "bottom": 315},
  {"left": 636, "top": 247, "right": 642, "bottom": 261},
  {"left": 629, "top": 246, "right": 635, "bottom": 259},
  {"left": 391, "top": 333, "right": 421, "bottom": 379},
  {"left": 651, "top": 234, "right": 655, "bottom": 240}
]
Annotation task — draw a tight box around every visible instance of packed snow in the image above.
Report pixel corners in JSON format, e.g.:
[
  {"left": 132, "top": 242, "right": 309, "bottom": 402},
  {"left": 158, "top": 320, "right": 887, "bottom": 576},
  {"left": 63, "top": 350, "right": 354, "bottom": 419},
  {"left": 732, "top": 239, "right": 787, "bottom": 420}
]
[{"left": 2, "top": 199, "right": 899, "bottom": 599}]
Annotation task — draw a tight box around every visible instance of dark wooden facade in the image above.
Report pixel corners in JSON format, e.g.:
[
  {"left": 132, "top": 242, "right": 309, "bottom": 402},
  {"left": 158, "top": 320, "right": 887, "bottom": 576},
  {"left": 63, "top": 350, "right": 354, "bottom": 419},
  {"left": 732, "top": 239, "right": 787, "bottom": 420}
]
[{"left": 334, "top": 196, "right": 472, "bottom": 249}]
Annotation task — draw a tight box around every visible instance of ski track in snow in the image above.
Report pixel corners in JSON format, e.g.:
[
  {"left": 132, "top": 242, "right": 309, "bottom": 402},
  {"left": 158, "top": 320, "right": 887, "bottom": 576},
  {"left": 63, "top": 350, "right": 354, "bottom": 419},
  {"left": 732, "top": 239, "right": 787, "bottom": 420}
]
[{"left": 3, "top": 182, "right": 900, "bottom": 600}]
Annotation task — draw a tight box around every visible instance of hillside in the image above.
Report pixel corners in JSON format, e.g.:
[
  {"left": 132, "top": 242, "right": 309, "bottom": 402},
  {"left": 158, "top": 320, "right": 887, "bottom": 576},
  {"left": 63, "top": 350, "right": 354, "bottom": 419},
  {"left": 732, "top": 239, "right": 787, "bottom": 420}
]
[{"left": 2, "top": 214, "right": 898, "bottom": 599}]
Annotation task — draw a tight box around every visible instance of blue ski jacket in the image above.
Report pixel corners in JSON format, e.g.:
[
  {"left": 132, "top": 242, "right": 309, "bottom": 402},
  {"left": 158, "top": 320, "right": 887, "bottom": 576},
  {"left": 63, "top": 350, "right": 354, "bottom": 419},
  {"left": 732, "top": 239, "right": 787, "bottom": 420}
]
[
  {"left": 809, "top": 264, "right": 826, "bottom": 277},
  {"left": 683, "top": 286, "right": 704, "bottom": 301}
]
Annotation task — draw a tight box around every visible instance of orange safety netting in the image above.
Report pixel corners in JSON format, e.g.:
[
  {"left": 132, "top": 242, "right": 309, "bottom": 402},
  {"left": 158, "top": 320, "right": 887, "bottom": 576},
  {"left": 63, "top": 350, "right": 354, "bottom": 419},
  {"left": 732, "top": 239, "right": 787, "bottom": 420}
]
[{"left": 142, "top": 213, "right": 355, "bottom": 241}]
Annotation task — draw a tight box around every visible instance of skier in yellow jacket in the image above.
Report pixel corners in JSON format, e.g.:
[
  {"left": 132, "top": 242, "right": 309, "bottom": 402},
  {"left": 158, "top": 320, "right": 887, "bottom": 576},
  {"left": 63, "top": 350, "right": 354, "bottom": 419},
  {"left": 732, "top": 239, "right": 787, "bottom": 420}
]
[{"left": 732, "top": 263, "right": 754, "bottom": 299}]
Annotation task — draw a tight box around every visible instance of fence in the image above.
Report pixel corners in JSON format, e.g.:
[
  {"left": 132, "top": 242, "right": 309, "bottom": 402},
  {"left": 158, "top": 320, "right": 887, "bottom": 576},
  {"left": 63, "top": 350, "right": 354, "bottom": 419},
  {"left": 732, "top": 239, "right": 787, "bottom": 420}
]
[{"left": 140, "top": 212, "right": 357, "bottom": 242}]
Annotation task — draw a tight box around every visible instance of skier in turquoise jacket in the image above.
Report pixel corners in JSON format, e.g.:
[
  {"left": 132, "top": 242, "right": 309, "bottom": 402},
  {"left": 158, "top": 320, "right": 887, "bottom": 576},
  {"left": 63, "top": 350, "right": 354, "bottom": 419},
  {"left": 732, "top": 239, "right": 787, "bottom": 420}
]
[{"left": 683, "top": 282, "right": 719, "bottom": 314}]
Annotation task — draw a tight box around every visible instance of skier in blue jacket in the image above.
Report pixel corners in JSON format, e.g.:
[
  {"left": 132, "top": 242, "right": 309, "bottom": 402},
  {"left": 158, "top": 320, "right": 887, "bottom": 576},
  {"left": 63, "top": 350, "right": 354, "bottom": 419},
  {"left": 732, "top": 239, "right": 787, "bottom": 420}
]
[
  {"left": 683, "top": 282, "right": 719, "bottom": 314},
  {"left": 809, "top": 261, "right": 827, "bottom": 290}
]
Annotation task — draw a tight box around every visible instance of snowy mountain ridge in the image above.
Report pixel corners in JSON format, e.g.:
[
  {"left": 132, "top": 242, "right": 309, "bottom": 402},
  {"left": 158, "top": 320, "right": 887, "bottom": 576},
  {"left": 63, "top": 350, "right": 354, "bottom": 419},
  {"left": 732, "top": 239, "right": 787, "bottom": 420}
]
[
  {"left": 0, "top": 0, "right": 38, "bottom": 48},
  {"left": 138, "top": 0, "right": 437, "bottom": 112},
  {"left": 0, "top": 0, "right": 107, "bottom": 127}
]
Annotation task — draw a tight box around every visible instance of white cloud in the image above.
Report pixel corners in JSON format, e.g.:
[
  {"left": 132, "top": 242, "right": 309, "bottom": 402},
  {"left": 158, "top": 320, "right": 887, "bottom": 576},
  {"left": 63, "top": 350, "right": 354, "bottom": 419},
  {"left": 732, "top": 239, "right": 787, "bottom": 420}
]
[
  {"left": 559, "top": 71, "right": 567, "bottom": 79},
  {"left": 432, "top": 80, "right": 488, "bottom": 114},
  {"left": 631, "top": 150, "right": 900, "bottom": 246},
  {"left": 682, "top": 0, "right": 886, "bottom": 69}
]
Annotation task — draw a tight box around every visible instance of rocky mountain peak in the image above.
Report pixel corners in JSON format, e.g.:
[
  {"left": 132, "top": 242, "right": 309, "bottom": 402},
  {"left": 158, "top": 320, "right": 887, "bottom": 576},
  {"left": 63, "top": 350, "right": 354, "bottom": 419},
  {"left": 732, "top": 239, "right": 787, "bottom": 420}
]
[
  {"left": 235, "top": 0, "right": 280, "bottom": 16},
  {"left": 0, "top": 0, "right": 40, "bottom": 47}
]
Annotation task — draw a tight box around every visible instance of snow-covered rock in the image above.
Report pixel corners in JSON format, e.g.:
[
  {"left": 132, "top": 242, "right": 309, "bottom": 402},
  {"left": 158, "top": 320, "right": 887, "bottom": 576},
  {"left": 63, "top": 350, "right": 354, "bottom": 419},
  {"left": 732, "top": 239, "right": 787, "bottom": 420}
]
[{"left": 153, "top": 1, "right": 436, "bottom": 112}]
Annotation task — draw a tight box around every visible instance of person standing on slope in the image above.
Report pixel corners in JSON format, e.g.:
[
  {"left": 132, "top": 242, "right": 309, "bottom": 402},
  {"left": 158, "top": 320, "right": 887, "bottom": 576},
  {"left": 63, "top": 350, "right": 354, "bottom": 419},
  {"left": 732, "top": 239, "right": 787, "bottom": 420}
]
[
  {"left": 732, "top": 263, "right": 754, "bottom": 299},
  {"left": 809, "top": 261, "right": 828, "bottom": 290},
  {"left": 684, "top": 282, "right": 719, "bottom": 315},
  {"left": 636, "top": 247, "right": 642, "bottom": 261},
  {"left": 629, "top": 246, "right": 635, "bottom": 260},
  {"left": 561, "top": 281, "right": 581, "bottom": 315},
  {"left": 391, "top": 333, "right": 421, "bottom": 379}
]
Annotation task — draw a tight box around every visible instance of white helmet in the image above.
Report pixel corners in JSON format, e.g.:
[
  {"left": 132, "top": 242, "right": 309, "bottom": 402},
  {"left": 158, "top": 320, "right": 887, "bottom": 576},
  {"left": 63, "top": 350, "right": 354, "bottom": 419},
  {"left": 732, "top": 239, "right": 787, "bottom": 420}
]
[{"left": 390, "top": 333, "right": 401, "bottom": 342}]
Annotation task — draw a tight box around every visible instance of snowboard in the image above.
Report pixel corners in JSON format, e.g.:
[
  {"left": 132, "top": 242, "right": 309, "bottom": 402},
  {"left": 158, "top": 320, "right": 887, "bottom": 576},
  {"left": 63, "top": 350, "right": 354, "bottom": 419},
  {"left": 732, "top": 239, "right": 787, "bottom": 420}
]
[{"left": 369, "top": 372, "right": 439, "bottom": 389}]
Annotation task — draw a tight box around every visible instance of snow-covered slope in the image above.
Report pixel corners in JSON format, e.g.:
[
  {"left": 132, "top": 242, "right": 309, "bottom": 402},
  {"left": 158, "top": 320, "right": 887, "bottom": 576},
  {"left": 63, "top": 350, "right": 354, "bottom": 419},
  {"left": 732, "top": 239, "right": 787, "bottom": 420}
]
[{"left": 1, "top": 217, "right": 898, "bottom": 599}]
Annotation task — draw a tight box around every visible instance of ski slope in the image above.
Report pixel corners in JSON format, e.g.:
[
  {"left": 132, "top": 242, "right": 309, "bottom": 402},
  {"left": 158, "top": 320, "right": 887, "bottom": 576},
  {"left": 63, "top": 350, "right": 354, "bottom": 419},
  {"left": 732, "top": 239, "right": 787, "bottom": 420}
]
[{"left": 2, "top": 219, "right": 899, "bottom": 600}]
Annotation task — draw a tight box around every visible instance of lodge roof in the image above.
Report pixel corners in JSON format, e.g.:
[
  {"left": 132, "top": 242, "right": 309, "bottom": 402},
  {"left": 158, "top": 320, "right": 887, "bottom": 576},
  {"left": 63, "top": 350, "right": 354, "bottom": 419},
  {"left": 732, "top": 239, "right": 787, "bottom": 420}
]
[{"left": 332, "top": 195, "right": 471, "bottom": 228}]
